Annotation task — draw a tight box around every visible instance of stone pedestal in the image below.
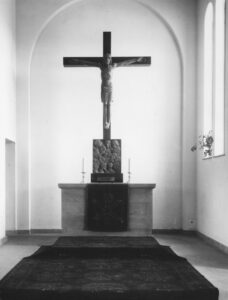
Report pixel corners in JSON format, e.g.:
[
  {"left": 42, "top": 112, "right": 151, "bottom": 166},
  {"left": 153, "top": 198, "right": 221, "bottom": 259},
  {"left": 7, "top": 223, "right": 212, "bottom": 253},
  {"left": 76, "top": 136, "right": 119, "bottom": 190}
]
[{"left": 59, "top": 183, "right": 156, "bottom": 236}]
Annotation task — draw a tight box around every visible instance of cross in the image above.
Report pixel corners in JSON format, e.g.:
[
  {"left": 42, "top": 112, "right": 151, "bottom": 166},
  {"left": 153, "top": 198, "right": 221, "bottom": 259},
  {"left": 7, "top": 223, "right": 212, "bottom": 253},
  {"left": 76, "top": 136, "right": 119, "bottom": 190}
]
[{"left": 63, "top": 32, "right": 151, "bottom": 140}]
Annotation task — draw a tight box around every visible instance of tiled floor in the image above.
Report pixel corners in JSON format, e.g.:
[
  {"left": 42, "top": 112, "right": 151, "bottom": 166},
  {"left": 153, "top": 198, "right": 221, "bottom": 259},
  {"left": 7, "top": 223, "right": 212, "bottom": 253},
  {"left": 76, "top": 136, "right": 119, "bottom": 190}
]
[{"left": 0, "top": 234, "right": 227, "bottom": 299}]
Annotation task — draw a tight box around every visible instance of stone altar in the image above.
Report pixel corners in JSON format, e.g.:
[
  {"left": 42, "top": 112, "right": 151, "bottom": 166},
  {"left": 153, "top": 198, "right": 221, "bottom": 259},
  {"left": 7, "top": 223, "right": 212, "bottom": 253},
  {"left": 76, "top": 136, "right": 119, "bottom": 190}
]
[{"left": 59, "top": 183, "right": 156, "bottom": 236}]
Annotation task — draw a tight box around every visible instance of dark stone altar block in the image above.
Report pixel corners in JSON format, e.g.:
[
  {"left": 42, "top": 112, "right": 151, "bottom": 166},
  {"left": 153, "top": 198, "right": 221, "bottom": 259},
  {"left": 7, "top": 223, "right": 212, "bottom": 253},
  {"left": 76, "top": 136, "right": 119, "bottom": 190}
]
[
  {"left": 86, "top": 184, "right": 128, "bottom": 231},
  {"left": 91, "top": 139, "right": 123, "bottom": 182}
]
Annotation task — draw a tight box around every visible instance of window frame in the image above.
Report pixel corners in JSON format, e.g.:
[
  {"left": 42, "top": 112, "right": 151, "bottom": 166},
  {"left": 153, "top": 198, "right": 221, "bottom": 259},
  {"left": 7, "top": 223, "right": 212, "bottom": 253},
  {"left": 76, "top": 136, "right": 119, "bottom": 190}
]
[{"left": 203, "top": 0, "right": 226, "bottom": 159}]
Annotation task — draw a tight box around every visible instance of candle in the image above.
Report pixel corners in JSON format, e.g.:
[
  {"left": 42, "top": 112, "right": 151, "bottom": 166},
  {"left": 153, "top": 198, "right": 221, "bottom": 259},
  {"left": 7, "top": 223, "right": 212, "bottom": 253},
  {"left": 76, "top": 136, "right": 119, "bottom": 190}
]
[
  {"left": 128, "top": 158, "right": 131, "bottom": 173},
  {"left": 82, "top": 158, "right": 84, "bottom": 173}
]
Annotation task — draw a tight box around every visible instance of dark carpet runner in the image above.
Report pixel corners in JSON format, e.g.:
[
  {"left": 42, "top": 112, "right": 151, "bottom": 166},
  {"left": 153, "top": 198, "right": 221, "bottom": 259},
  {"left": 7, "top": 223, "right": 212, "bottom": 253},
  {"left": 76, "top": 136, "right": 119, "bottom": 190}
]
[{"left": 0, "top": 236, "right": 219, "bottom": 300}]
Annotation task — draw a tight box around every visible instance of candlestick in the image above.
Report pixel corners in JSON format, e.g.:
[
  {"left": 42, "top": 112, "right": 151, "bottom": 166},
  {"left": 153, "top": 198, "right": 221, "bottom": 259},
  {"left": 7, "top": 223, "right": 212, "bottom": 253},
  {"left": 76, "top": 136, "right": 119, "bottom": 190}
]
[
  {"left": 81, "top": 158, "right": 86, "bottom": 183},
  {"left": 128, "top": 158, "right": 131, "bottom": 183}
]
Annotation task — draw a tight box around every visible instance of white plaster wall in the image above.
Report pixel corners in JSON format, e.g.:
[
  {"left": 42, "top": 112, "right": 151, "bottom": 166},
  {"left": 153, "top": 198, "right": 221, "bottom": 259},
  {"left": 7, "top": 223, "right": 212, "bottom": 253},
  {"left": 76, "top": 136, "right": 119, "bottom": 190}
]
[
  {"left": 0, "top": 0, "right": 16, "bottom": 240},
  {"left": 5, "top": 140, "right": 16, "bottom": 231},
  {"left": 196, "top": 0, "right": 228, "bottom": 247},
  {"left": 16, "top": 0, "right": 197, "bottom": 231}
]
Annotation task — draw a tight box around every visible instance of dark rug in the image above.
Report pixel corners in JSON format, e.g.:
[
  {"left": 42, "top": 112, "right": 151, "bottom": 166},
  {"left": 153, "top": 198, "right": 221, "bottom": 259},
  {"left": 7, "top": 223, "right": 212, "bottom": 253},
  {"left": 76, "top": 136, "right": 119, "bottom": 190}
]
[{"left": 0, "top": 237, "right": 219, "bottom": 300}]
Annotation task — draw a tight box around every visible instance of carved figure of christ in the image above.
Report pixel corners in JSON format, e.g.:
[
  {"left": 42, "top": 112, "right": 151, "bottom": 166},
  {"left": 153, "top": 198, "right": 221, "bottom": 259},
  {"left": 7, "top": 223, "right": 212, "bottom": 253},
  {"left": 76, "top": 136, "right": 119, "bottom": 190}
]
[{"left": 63, "top": 32, "right": 151, "bottom": 140}]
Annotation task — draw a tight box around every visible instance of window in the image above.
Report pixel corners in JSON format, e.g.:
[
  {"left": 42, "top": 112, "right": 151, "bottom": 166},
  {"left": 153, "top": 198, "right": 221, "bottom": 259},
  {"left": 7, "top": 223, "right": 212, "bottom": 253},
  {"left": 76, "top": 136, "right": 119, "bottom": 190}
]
[
  {"left": 203, "top": 0, "right": 226, "bottom": 157},
  {"left": 204, "top": 3, "right": 213, "bottom": 137},
  {"left": 214, "top": 0, "right": 225, "bottom": 155}
]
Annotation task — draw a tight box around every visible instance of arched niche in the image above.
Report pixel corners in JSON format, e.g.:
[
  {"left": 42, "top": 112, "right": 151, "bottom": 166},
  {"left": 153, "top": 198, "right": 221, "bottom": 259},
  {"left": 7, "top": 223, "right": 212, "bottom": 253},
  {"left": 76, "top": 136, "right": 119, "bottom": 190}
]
[{"left": 30, "top": 0, "right": 183, "bottom": 229}]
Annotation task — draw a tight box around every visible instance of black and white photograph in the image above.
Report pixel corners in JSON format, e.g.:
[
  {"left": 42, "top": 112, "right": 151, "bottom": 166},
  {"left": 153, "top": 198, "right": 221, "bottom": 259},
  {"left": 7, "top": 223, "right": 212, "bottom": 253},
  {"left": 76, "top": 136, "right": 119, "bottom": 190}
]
[{"left": 0, "top": 0, "right": 227, "bottom": 299}]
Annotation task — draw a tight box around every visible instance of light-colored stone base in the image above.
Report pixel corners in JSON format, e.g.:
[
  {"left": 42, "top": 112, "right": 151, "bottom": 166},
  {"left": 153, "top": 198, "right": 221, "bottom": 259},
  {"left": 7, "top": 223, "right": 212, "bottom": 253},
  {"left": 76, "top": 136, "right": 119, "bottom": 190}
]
[{"left": 59, "top": 183, "right": 156, "bottom": 236}]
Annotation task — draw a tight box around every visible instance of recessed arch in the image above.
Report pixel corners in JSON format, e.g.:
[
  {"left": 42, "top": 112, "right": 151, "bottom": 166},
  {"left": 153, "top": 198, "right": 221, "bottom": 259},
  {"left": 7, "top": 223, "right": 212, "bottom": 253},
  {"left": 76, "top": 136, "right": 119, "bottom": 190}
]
[
  {"left": 29, "top": 0, "right": 183, "bottom": 79},
  {"left": 28, "top": 0, "right": 184, "bottom": 230},
  {"left": 28, "top": 0, "right": 184, "bottom": 182}
]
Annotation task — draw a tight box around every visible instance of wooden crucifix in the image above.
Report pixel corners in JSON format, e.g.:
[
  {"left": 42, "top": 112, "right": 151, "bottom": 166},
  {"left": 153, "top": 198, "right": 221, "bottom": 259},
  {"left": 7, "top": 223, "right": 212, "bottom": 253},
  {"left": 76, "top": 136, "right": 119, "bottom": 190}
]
[{"left": 63, "top": 32, "right": 151, "bottom": 140}]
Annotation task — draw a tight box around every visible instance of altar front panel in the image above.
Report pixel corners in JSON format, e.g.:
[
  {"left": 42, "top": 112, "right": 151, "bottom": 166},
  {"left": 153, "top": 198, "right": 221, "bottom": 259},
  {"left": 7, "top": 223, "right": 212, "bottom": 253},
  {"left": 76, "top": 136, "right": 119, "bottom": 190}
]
[{"left": 86, "top": 184, "right": 128, "bottom": 232}]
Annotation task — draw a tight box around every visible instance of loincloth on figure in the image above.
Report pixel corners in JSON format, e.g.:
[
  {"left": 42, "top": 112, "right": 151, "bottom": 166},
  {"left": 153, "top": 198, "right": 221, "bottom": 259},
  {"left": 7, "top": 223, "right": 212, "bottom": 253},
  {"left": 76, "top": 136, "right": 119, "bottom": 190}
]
[{"left": 101, "top": 85, "right": 112, "bottom": 104}]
